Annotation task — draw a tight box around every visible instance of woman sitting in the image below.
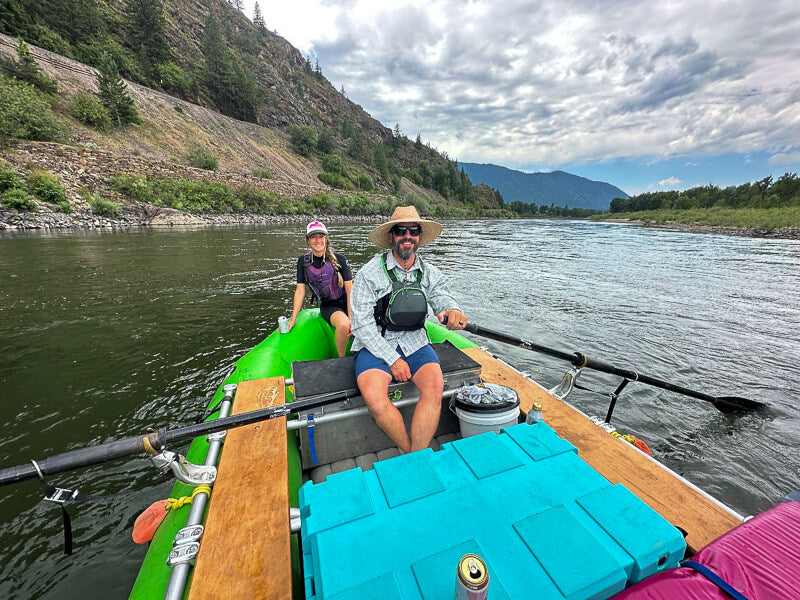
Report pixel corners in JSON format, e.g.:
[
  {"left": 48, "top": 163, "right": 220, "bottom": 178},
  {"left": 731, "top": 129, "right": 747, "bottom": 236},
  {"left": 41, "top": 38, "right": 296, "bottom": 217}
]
[{"left": 288, "top": 221, "right": 353, "bottom": 357}]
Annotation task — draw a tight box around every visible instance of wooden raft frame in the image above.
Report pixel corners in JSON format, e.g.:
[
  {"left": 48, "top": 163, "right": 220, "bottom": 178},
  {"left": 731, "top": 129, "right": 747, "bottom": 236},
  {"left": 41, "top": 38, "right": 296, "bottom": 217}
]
[
  {"left": 187, "top": 377, "right": 291, "bottom": 600},
  {"left": 462, "top": 347, "right": 742, "bottom": 553}
]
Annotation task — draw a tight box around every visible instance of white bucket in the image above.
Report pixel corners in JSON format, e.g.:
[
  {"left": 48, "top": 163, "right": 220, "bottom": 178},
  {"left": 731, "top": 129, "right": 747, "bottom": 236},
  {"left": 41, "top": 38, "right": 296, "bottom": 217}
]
[{"left": 455, "top": 405, "right": 520, "bottom": 438}]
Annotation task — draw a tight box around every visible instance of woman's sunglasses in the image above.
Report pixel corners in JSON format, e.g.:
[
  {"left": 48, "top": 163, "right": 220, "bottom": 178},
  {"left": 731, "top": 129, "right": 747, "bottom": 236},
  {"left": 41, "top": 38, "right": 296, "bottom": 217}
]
[{"left": 391, "top": 225, "right": 422, "bottom": 236}]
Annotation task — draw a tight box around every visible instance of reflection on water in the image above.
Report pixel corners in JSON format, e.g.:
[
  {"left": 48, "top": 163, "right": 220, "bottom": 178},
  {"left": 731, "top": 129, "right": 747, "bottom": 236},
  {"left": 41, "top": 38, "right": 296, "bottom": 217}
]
[{"left": 1, "top": 221, "right": 799, "bottom": 599}]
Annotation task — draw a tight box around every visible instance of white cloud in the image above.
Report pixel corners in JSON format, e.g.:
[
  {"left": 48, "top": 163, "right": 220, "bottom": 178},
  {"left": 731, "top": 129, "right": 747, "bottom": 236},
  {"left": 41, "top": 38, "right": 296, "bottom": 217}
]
[
  {"left": 767, "top": 151, "right": 800, "bottom": 166},
  {"left": 244, "top": 0, "right": 800, "bottom": 169},
  {"left": 658, "top": 176, "right": 682, "bottom": 186}
]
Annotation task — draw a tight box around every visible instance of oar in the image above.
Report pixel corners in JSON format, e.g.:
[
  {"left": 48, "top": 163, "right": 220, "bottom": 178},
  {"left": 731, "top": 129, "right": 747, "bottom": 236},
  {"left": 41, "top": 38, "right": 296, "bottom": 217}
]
[
  {"left": 0, "top": 386, "right": 362, "bottom": 488},
  {"left": 463, "top": 323, "right": 765, "bottom": 414}
]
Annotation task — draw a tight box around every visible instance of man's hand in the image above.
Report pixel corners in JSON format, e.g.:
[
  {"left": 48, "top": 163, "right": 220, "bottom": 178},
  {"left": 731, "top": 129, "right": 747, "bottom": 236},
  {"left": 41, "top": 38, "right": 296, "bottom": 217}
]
[
  {"left": 438, "top": 309, "right": 468, "bottom": 330},
  {"left": 390, "top": 358, "right": 412, "bottom": 382}
]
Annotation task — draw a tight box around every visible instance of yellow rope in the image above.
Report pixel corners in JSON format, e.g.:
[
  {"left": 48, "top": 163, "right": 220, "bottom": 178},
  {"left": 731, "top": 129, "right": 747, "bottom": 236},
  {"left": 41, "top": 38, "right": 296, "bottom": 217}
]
[{"left": 166, "top": 485, "right": 212, "bottom": 510}]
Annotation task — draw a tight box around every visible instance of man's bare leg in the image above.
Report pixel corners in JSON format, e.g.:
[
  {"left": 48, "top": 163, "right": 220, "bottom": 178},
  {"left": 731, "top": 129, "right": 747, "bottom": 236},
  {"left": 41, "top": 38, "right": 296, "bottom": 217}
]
[
  {"left": 358, "top": 369, "right": 412, "bottom": 453},
  {"left": 329, "top": 311, "right": 351, "bottom": 358},
  {"left": 409, "top": 362, "right": 444, "bottom": 452}
]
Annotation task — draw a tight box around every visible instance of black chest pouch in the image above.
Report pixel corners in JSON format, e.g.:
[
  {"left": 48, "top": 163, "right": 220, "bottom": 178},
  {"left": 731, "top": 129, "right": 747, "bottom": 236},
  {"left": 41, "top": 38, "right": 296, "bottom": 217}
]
[{"left": 374, "top": 254, "right": 428, "bottom": 334}]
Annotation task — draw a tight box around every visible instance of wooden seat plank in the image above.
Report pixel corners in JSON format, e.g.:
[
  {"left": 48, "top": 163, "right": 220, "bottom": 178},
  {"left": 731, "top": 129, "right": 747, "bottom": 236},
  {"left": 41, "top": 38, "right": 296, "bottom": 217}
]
[
  {"left": 187, "top": 377, "right": 290, "bottom": 600},
  {"left": 463, "top": 347, "right": 741, "bottom": 552}
]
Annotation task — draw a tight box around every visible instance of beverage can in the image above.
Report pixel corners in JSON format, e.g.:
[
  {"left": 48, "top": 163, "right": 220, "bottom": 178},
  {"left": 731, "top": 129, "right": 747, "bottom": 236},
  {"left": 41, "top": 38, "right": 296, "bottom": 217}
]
[
  {"left": 455, "top": 553, "right": 489, "bottom": 600},
  {"left": 278, "top": 316, "right": 289, "bottom": 334}
]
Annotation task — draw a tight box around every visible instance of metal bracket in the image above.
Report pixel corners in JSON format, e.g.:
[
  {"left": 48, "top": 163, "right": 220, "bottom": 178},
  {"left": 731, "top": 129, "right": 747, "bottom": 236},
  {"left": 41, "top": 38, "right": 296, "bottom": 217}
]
[
  {"left": 43, "top": 487, "right": 79, "bottom": 505},
  {"left": 151, "top": 450, "right": 217, "bottom": 486},
  {"left": 174, "top": 524, "right": 204, "bottom": 546},
  {"left": 167, "top": 542, "right": 200, "bottom": 567},
  {"left": 549, "top": 366, "right": 583, "bottom": 400},
  {"left": 222, "top": 383, "right": 238, "bottom": 395},
  {"left": 206, "top": 430, "right": 227, "bottom": 443},
  {"left": 290, "top": 507, "right": 301, "bottom": 533}
]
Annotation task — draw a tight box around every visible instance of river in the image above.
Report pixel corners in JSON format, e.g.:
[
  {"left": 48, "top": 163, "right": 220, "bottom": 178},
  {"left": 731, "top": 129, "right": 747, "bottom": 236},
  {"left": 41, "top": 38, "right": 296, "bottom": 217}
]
[{"left": 1, "top": 220, "right": 798, "bottom": 599}]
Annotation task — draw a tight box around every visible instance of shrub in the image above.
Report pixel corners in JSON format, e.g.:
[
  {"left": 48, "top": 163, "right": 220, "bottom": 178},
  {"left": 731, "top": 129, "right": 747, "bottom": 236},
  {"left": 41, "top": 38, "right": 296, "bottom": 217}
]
[
  {"left": 0, "top": 166, "right": 21, "bottom": 192},
  {"left": 318, "top": 171, "right": 353, "bottom": 190},
  {"left": 251, "top": 167, "right": 273, "bottom": 179},
  {"left": 68, "top": 91, "right": 111, "bottom": 131},
  {"left": 58, "top": 201, "right": 73, "bottom": 214},
  {"left": 320, "top": 153, "right": 343, "bottom": 173},
  {"left": 0, "top": 40, "right": 58, "bottom": 95},
  {"left": 235, "top": 185, "right": 279, "bottom": 213},
  {"left": 185, "top": 146, "right": 218, "bottom": 170},
  {"left": 2, "top": 188, "right": 37, "bottom": 211},
  {"left": 307, "top": 192, "right": 337, "bottom": 212},
  {"left": 290, "top": 124, "right": 317, "bottom": 156},
  {"left": 349, "top": 194, "right": 374, "bottom": 215},
  {"left": 0, "top": 76, "right": 62, "bottom": 142},
  {"left": 27, "top": 170, "right": 66, "bottom": 203},
  {"left": 88, "top": 195, "right": 121, "bottom": 216},
  {"left": 356, "top": 172, "right": 375, "bottom": 192}
]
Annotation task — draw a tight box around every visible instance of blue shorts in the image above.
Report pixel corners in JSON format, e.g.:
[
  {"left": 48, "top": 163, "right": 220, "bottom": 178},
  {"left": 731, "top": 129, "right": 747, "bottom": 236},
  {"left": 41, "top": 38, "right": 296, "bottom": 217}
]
[{"left": 354, "top": 344, "right": 440, "bottom": 379}]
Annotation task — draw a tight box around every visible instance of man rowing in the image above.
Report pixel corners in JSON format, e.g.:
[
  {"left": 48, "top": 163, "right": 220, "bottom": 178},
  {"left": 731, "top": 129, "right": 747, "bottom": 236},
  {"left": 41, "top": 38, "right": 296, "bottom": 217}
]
[{"left": 350, "top": 206, "right": 468, "bottom": 453}]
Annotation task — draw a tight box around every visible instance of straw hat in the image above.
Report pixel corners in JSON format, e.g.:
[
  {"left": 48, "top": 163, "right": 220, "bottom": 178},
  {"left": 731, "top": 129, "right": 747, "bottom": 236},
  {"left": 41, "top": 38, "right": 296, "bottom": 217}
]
[{"left": 368, "top": 206, "right": 443, "bottom": 248}]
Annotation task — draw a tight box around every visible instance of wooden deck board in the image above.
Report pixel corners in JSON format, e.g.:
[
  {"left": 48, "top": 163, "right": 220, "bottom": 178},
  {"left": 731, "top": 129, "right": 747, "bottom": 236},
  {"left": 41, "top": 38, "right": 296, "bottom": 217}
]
[
  {"left": 187, "top": 377, "right": 290, "bottom": 600},
  {"left": 463, "top": 347, "right": 741, "bottom": 552}
]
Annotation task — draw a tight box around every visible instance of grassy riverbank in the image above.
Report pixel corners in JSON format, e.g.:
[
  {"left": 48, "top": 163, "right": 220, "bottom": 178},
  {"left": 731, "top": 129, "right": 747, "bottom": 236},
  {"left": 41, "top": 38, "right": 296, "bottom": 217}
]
[{"left": 592, "top": 206, "right": 800, "bottom": 235}]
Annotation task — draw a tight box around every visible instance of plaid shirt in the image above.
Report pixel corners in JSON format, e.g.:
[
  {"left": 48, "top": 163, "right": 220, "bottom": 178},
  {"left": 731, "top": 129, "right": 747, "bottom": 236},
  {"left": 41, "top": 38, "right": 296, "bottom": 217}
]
[{"left": 351, "top": 251, "right": 461, "bottom": 367}]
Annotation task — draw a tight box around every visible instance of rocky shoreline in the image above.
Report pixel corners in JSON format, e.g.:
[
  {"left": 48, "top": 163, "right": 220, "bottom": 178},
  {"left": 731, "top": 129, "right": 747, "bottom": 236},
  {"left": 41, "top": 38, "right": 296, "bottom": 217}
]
[
  {"left": 0, "top": 205, "right": 383, "bottom": 231},
  {"left": 600, "top": 218, "right": 800, "bottom": 241}
]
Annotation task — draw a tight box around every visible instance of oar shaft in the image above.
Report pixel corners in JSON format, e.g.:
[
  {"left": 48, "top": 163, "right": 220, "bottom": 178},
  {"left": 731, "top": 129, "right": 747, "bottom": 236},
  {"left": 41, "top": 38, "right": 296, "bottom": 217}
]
[{"left": 0, "top": 388, "right": 359, "bottom": 487}]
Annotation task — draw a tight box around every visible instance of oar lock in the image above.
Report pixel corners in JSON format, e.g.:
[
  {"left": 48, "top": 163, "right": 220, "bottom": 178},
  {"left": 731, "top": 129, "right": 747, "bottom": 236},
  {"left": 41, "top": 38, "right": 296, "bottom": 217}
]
[{"left": 150, "top": 450, "right": 217, "bottom": 486}]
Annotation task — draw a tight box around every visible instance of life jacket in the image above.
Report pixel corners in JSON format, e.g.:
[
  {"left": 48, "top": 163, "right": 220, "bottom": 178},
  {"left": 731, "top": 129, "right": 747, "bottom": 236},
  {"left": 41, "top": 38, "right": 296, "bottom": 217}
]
[
  {"left": 374, "top": 252, "right": 428, "bottom": 335},
  {"left": 303, "top": 253, "right": 345, "bottom": 304}
]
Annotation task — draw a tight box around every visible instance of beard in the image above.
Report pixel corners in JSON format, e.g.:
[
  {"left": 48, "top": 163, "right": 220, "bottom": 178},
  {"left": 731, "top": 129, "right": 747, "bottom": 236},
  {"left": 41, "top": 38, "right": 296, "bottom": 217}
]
[{"left": 393, "top": 237, "right": 419, "bottom": 261}]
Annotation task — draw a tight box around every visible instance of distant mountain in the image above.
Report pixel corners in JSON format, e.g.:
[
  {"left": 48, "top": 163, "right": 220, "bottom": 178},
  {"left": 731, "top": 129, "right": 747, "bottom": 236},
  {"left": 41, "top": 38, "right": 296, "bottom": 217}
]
[{"left": 461, "top": 163, "right": 628, "bottom": 210}]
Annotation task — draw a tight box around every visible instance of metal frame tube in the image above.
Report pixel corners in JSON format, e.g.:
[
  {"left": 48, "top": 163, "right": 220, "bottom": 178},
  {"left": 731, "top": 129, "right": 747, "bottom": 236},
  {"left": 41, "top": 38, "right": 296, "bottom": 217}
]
[{"left": 164, "top": 384, "right": 236, "bottom": 600}]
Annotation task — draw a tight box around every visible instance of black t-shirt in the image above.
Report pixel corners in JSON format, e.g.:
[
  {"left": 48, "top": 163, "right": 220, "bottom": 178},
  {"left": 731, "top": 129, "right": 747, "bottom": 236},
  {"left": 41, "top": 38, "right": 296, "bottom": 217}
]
[{"left": 296, "top": 252, "right": 353, "bottom": 306}]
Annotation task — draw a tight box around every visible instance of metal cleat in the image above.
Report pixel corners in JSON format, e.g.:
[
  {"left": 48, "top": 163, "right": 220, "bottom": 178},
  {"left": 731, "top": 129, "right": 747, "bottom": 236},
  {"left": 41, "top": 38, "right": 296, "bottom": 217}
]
[
  {"left": 206, "top": 430, "right": 227, "bottom": 443},
  {"left": 173, "top": 524, "right": 204, "bottom": 546},
  {"left": 167, "top": 541, "right": 200, "bottom": 567},
  {"left": 151, "top": 450, "right": 217, "bottom": 486}
]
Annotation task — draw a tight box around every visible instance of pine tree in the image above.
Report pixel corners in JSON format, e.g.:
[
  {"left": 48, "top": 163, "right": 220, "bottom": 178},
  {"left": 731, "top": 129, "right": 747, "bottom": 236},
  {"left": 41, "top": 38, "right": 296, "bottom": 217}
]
[
  {"left": 0, "top": 39, "right": 59, "bottom": 94},
  {"left": 95, "top": 52, "right": 141, "bottom": 126},
  {"left": 253, "top": 2, "right": 265, "bottom": 29},
  {"left": 414, "top": 133, "right": 422, "bottom": 149},
  {"left": 314, "top": 59, "right": 322, "bottom": 78},
  {"left": 125, "top": 0, "right": 171, "bottom": 75}
]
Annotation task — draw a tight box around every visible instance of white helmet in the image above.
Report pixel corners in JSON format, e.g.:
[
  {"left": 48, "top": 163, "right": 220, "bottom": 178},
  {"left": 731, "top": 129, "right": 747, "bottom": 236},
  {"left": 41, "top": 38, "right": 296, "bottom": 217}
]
[{"left": 306, "top": 221, "right": 329, "bottom": 237}]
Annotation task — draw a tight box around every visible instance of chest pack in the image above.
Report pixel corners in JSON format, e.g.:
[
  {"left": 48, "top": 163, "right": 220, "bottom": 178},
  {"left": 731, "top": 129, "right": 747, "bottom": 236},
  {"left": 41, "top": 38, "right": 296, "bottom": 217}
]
[
  {"left": 303, "top": 254, "right": 344, "bottom": 304},
  {"left": 374, "top": 253, "right": 428, "bottom": 335}
]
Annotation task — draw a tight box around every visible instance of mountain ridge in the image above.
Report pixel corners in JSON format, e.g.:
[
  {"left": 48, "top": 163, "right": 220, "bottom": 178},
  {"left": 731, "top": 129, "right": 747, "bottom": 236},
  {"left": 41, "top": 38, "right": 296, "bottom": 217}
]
[{"left": 461, "top": 162, "right": 628, "bottom": 210}]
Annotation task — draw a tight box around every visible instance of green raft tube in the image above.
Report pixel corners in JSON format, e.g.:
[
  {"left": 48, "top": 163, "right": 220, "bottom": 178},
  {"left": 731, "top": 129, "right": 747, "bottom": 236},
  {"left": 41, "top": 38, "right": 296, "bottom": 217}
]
[{"left": 129, "top": 308, "right": 476, "bottom": 600}]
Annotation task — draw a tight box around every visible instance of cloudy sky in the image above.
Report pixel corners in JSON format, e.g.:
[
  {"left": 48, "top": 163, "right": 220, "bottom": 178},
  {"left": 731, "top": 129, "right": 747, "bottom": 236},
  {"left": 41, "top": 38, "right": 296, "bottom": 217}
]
[{"left": 245, "top": 0, "right": 800, "bottom": 195}]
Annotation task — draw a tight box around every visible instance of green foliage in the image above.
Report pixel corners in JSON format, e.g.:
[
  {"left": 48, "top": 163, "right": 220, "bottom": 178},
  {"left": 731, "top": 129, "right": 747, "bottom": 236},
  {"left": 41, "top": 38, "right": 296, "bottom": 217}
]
[
  {"left": 156, "top": 63, "right": 198, "bottom": 98},
  {"left": 125, "top": 0, "right": 171, "bottom": 77},
  {"left": 110, "top": 173, "right": 255, "bottom": 213},
  {"left": 320, "top": 153, "right": 343, "bottom": 173},
  {"left": 610, "top": 173, "right": 800, "bottom": 214},
  {"left": 0, "top": 75, "right": 62, "bottom": 142},
  {"left": 88, "top": 194, "right": 121, "bottom": 216},
  {"left": 307, "top": 192, "right": 337, "bottom": 212},
  {"left": 290, "top": 124, "right": 317, "bottom": 156},
  {"left": 58, "top": 200, "right": 73, "bottom": 213},
  {"left": 68, "top": 91, "right": 111, "bottom": 131},
  {"left": 0, "top": 39, "right": 58, "bottom": 95},
  {"left": 251, "top": 167, "right": 273, "bottom": 179},
  {"left": 185, "top": 146, "right": 219, "bottom": 170},
  {"left": 508, "top": 200, "right": 603, "bottom": 218},
  {"left": 1, "top": 187, "right": 37, "bottom": 211},
  {"left": 202, "top": 12, "right": 260, "bottom": 122},
  {"left": 318, "top": 171, "right": 353, "bottom": 190},
  {"left": 27, "top": 169, "right": 66, "bottom": 203},
  {"left": 348, "top": 193, "right": 374, "bottom": 215},
  {"left": 316, "top": 127, "right": 335, "bottom": 154},
  {"left": 95, "top": 52, "right": 141, "bottom": 126},
  {"left": 356, "top": 172, "right": 374, "bottom": 192},
  {"left": 0, "top": 166, "right": 22, "bottom": 192},
  {"left": 596, "top": 206, "right": 800, "bottom": 230}
]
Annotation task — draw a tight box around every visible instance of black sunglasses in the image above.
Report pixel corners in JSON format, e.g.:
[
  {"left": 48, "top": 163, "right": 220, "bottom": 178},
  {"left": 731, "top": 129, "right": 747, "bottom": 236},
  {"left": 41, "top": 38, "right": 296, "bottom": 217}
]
[{"left": 391, "top": 225, "right": 422, "bottom": 236}]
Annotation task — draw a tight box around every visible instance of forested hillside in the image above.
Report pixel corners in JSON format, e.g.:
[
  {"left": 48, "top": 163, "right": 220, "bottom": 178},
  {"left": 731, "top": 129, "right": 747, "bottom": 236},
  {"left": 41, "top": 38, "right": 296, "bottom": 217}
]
[{"left": 0, "top": 0, "right": 509, "bottom": 218}]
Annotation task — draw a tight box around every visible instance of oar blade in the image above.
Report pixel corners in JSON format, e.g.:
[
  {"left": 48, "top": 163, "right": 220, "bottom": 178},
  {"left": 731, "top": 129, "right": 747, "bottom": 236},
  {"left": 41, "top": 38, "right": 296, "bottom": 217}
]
[{"left": 712, "top": 396, "right": 766, "bottom": 414}]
